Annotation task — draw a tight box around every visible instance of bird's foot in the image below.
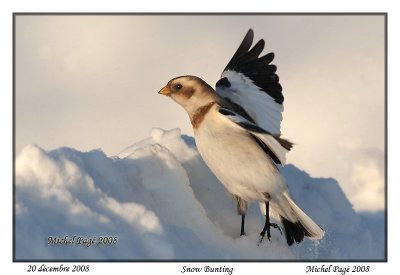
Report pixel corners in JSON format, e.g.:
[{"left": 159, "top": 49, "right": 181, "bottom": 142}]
[{"left": 258, "top": 222, "right": 282, "bottom": 245}]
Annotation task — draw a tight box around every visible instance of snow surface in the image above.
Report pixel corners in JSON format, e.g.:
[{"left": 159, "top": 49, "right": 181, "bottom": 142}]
[{"left": 15, "top": 128, "right": 385, "bottom": 260}]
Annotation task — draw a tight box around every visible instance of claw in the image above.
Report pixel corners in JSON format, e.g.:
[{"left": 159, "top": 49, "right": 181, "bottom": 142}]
[
  {"left": 259, "top": 222, "right": 282, "bottom": 245},
  {"left": 270, "top": 223, "right": 282, "bottom": 235}
]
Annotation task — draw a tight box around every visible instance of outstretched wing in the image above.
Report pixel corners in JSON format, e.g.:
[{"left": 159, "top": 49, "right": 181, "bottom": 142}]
[
  {"left": 218, "top": 107, "right": 292, "bottom": 166},
  {"left": 216, "top": 29, "right": 284, "bottom": 134}
]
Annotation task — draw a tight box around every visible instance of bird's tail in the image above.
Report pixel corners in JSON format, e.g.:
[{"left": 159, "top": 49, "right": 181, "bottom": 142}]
[
  {"left": 262, "top": 192, "right": 325, "bottom": 246},
  {"left": 280, "top": 193, "right": 324, "bottom": 245}
]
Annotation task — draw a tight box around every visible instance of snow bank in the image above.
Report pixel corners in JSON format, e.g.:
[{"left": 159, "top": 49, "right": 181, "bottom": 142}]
[{"left": 15, "top": 128, "right": 385, "bottom": 260}]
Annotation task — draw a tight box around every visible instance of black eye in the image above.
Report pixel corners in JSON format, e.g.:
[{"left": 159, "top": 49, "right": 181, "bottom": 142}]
[{"left": 175, "top": 84, "right": 183, "bottom": 90}]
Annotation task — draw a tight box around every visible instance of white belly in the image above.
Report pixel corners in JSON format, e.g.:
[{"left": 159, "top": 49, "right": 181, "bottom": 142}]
[{"left": 194, "top": 110, "right": 288, "bottom": 203}]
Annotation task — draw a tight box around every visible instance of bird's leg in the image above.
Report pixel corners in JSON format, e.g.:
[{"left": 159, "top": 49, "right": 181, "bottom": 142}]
[
  {"left": 259, "top": 201, "right": 282, "bottom": 244},
  {"left": 240, "top": 215, "right": 246, "bottom": 236},
  {"left": 235, "top": 195, "right": 248, "bottom": 236}
]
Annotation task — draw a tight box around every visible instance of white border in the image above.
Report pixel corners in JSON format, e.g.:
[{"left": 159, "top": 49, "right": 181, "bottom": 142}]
[{"left": 2, "top": 0, "right": 398, "bottom": 274}]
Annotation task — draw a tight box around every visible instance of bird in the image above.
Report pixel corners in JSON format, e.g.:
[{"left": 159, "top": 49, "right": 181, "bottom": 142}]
[{"left": 158, "top": 29, "right": 325, "bottom": 246}]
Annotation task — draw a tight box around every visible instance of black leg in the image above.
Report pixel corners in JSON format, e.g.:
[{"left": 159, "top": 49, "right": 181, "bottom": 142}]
[
  {"left": 260, "top": 201, "right": 271, "bottom": 240},
  {"left": 235, "top": 195, "right": 247, "bottom": 237},
  {"left": 240, "top": 215, "right": 246, "bottom": 236},
  {"left": 259, "top": 201, "right": 282, "bottom": 244}
]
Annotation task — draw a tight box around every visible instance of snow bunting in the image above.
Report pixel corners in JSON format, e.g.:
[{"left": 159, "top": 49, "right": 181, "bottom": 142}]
[{"left": 159, "top": 29, "right": 324, "bottom": 245}]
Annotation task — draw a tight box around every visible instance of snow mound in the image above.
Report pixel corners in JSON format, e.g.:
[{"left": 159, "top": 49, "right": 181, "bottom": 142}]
[{"left": 15, "top": 128, "right": 385, "bottom": 260}]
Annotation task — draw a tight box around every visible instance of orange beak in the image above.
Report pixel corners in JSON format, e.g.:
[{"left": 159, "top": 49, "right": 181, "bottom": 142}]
[{"left": 158, "top": 86, "right": 171, "bottom": 96}]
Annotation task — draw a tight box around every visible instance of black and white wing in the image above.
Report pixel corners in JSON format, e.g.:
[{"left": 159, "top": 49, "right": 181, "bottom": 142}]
[
  {"left": 216, "top": 29, "right": 284, "bottom": 135},
  {"left": 218, "top": 107, "right": 292, "bottom": 166}
]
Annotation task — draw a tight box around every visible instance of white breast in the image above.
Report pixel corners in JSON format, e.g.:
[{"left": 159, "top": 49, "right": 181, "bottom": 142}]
[{"left": 194, "top": 107, "right": 288, "bottom": 203}]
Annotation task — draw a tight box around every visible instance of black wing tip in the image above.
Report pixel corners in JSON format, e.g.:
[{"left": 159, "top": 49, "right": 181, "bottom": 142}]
[
  {"left": 246, "top": 28, "right": 254, "bottom": 39},
  {"left": 241, "top": 29, "right": 254, "bottom": 51},
  {"left": 260, "top": 52, "right": 275, "bottom": 64},
  {"left": 223, "top": 29, "right": 254, "bottom": 72},
  {"left": 221, "top": 29, "right": 284, "bottom": 104}
]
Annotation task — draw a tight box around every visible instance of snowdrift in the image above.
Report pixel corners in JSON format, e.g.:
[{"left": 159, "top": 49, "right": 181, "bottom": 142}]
[{"left": 15, "top": 128, "right": 385, "bottom": 260}]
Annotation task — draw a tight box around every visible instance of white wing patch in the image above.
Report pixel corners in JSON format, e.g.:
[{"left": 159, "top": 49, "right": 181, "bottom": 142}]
[{"left": 217, "top": 70, "right": 284, "bottom": 134}]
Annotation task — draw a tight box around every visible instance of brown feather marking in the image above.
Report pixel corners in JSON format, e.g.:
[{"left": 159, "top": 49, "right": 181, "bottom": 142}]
[
  {"left": 191, "top": 102, "right": 215, "bottom": 129},
  {"left": 180, "top": 88, "right": 195, "bottom": 99}
]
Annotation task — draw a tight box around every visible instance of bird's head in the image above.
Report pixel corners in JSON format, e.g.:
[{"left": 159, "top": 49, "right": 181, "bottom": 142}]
[{"left": 159, "top": 75, "right": 218, "bottom": 116}]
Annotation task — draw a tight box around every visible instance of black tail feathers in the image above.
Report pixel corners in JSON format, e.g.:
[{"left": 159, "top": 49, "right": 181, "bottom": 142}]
[{"left": 280, "top": 216, "right": 312, "bottom": 246}]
